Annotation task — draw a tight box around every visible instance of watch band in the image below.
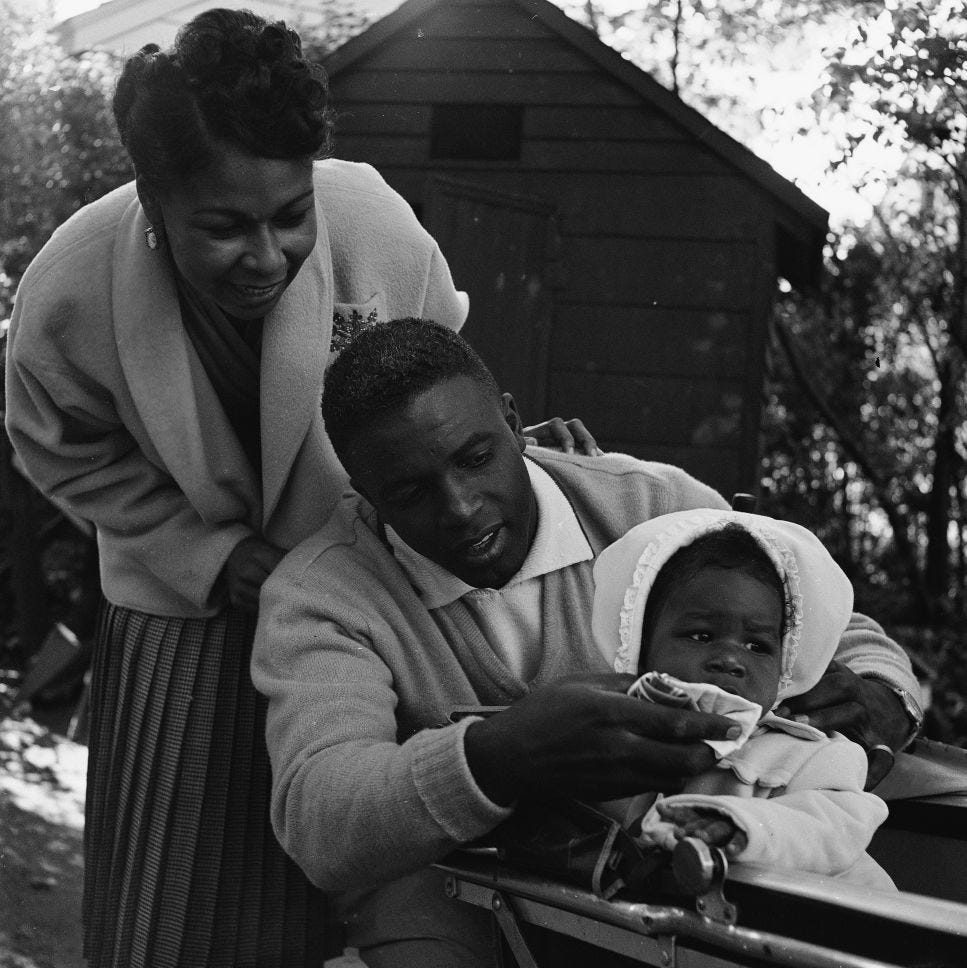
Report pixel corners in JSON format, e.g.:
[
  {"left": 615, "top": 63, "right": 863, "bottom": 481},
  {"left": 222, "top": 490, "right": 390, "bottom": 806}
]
[{"left": 863, "top": 675, "right": 924, "bottom": 747}]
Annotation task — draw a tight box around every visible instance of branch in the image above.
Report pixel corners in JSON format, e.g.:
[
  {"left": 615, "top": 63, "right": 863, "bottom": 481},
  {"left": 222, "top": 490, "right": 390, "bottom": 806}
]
[
  {"left": 772, "top": 315, "right": 930, "bottom": 609},
  {"left": 772, "top": 315, "right": 884, "bottom": 490},
  {"left": 670, "top": 0, "right": 682, "bottom": 97}
]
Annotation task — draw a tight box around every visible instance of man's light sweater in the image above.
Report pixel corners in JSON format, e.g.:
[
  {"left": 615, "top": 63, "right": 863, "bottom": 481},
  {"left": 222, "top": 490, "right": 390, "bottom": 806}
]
[{"left": 252, "top": 449, "right": 918, "bottom": 903}]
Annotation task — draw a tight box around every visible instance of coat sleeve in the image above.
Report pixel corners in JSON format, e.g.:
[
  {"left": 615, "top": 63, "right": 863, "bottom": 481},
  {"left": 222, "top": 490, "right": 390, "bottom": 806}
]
[
  {"left": 5, "top": 324, "right": 251, "bottom": 612},
  {"left": 650, "top": 737, "right": 888, "bottom": 875},
  {"left": 419, "top": 242, "right": 469, "bottom": 333},
  {"left": 251, "top": 558, "right": 510, "bottom": 892}
]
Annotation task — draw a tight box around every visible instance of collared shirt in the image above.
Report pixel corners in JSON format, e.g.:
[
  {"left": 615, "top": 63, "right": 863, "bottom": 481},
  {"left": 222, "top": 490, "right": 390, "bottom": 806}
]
[{"left": 386, "top": 458, "right": 593, "bottom": 680}]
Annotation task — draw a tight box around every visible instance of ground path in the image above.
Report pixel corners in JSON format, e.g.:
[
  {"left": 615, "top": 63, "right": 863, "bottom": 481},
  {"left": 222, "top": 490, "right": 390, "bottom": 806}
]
[
  {"left": 0, "top": 712, "right": 363, "bottom": 968},
  {"left": 0, "top": 715, "right": 85, "bottom": 968}
]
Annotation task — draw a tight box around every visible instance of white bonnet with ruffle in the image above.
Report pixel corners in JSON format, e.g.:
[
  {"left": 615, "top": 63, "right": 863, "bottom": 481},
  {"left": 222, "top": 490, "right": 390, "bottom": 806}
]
[{"left": 591, "top": 509, "right": 854, "bottom": 704}]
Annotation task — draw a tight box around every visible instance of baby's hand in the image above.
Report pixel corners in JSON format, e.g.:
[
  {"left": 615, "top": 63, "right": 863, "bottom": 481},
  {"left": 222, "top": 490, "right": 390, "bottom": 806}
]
[{"left": 656, "top": 803, "right": 748, "bottom": 857}]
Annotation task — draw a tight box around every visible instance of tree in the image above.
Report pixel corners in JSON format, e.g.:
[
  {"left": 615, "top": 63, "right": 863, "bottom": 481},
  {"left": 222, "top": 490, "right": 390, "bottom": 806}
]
[
  {"left": 0, "top": 2, "right": 131, "bottom": 319},
  {"left": 766, "top": 0, "right": 967, "bottom": 623},
  {"left": 0, "top": 0, "right": 373, "bottom": 321}
]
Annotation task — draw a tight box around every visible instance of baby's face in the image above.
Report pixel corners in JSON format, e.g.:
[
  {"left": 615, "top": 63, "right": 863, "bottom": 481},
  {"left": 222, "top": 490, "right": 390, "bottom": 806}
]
[{"left": 643, "top": 566, "right": 783, "bottom": 711}]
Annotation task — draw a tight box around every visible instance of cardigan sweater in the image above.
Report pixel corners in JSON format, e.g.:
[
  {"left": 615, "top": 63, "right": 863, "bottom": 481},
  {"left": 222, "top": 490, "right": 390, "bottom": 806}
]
[
  {"left": 5, "top": 160, "right": 467, "bottom": 617},
  {"left": 252, "top": 450, "right": 918, "bottom": 909}
]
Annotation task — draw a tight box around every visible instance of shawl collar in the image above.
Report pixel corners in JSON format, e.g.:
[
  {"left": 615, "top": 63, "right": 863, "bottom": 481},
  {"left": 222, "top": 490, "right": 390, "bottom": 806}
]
[
  {"left": 113, "top": 198, "right": 260, "bottom": 525},
  {"left": 112, "top": 194, "right": 334, "bottom": 529},
  {"left": 259, "top": 202, "right": 333, "bottom": 524}
]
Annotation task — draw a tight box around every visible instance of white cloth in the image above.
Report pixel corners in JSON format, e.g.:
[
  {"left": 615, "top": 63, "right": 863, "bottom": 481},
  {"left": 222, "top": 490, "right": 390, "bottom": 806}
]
[
  {"left": 592, "top": 508, "right": 855, "bottom": 704},
  {"left": 387, "top": 459, "right": 592, "bottom": 679},
  {"left": 629, "top": 671, "right": 762, "bottom": 758},
  {"left": 630, "top": 723, "right": 895, "bottom": 890}
]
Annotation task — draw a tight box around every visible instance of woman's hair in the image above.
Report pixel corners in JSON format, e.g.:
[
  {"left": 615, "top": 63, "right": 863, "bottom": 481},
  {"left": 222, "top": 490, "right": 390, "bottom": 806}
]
[
  {"left": 322, "top": 318, "right": 500, "bottom": 467},
  {"left": 113, "top": 7, "right": 334, "bottom": 190},
  {"left": 640, "top": 524, "right": 786, "bottom": 659}
]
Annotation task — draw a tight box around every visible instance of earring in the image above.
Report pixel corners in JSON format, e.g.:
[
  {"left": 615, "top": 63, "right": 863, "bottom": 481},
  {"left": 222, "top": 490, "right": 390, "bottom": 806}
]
[{"left": 144, "top": 226, "right": 161, "bottom": 250}]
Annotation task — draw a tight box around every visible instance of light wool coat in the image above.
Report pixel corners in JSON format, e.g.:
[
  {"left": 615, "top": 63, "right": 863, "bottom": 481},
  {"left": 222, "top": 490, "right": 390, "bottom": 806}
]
[{"left": 5, "top": 160, "right": 468, "bottom": 616}]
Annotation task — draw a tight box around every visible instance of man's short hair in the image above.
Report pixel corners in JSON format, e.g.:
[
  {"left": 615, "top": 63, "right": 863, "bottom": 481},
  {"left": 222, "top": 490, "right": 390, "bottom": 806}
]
[{"left": 322, "top": 317, "right": 501, "bottom": 465}]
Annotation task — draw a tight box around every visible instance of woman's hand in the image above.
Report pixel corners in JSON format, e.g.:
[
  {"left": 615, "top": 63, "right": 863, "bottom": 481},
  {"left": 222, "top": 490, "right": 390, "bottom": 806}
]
[
  {"left": 656, "top": 803, "right": 748, "bottom": 857},
  {"left": 522, "top": 417, "right": 601, "bottom": 456},
  {"left": 464, "top": 674, "right": 742, "bottom": 806},
  {"left": 221, "top": 536, "right": 286, "bottom": 612}
]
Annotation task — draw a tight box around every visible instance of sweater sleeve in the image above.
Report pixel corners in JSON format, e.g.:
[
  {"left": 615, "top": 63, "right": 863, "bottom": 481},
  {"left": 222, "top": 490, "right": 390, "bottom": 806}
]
[
  {"left": 652, "top": 737, "right": 888, "bottom": 875},
  {"left": 252, "top": 559, "right": 511, "bottom": 892},
  {"left": 5, "top": 326, "right": 251, "bottom": 612}
]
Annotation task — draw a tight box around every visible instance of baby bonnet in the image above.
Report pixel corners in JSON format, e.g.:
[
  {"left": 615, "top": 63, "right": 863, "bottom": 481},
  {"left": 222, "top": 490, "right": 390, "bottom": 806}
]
[{"left": 591, "top": 508, "right": 854, "bottom": 704}]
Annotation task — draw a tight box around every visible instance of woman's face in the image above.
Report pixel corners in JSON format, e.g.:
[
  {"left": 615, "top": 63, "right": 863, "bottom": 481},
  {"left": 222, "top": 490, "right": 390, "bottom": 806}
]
[{"left": 144, "top": 142, "right": 317, "bottom": 321}]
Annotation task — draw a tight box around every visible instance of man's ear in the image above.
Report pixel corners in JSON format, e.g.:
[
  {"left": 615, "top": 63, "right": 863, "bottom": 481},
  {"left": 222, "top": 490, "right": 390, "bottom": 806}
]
[
  {"left": 501, "top": 392, "right": 527, "bottom": 452},
  {"left": 136, "top": 176, "right": 163, "bottom": 228}
]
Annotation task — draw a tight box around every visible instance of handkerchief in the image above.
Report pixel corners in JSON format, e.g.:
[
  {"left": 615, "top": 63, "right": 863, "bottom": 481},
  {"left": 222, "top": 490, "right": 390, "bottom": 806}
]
[{"left": 628, "top": 671, "right": 761, "bottom": 758}]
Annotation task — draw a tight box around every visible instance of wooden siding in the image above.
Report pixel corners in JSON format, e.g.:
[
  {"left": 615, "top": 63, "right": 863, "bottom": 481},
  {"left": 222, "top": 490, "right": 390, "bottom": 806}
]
[{"left": 326, "top": 0, "right": 784, "bottom": 496}]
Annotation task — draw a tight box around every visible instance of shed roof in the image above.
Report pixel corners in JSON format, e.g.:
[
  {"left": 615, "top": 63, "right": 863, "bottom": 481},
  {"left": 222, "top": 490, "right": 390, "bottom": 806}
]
[{"left": 325, "top": 0, "right": 829, "bottom": 237}]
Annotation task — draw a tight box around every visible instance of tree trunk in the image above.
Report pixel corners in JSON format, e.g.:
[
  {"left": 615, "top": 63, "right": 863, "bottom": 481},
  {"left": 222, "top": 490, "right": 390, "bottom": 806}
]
[
  {"left": 924, "top": 349, "right": 965, "bottom": 610},
  {"left": 772, "top": 316, "right": 931, "bottom": 617}
]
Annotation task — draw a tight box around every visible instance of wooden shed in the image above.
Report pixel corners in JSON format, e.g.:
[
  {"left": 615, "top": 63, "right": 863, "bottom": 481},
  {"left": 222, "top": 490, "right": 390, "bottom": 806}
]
[{"left": 325, "top": 0, "right": 828, "bottom": 499}]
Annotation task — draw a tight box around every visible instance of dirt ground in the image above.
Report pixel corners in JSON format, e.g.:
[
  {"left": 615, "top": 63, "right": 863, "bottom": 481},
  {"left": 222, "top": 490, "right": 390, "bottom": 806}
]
[
  {"left": 0, "top": 708, "right": 365, "bottom": 968},
  {"left": 0, "top": 714, "right": 86, "bottom": 968}
]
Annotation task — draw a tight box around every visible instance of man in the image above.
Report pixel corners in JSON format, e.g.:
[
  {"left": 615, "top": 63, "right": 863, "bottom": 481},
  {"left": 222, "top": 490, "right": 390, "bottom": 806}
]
[{"left": 252, "top": 318, "right": 921, "bottom": 967}]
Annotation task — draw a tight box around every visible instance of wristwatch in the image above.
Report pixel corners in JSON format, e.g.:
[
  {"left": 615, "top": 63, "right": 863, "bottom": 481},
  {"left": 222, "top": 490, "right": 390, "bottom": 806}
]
[{"left": 863, "top": 675, "right": 924, "bottom": 749}]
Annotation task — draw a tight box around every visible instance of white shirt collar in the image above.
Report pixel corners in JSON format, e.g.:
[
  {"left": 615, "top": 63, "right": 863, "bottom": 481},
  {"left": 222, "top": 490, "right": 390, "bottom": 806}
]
[{"left": 386, "top": 456, "right": 593, "bottom": 609}]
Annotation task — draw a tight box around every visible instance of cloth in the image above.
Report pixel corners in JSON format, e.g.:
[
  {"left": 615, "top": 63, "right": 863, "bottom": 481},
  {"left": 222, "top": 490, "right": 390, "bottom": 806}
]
[
  {"left": 628, "top": 671, "right": 762, "bottom": 757},
  {"left": 5, "top": 159, "right": 468, "bottom": 618},
  {"left": 632, "top": 724, "right": 894, "bottom": 890},
  {"left": 386, "top": 458, "right": 592, "bottom": 680},
  {"left": 251, "top": 449, "right": 917, "bottom": 944},
  {"left": 591, "top": 508, "right": 856, "bottom": 703},
  {"left": 84, "top": 602, "right": 326, "bottom": 968},
  {"left": 176, "top": 279, "right": 263, "bottom": 470}
]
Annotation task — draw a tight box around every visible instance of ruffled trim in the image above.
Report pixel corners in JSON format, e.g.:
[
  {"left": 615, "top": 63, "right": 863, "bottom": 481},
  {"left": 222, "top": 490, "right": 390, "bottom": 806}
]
[{"left": 615, "top": 512, "right": 804, "bottom": 702}]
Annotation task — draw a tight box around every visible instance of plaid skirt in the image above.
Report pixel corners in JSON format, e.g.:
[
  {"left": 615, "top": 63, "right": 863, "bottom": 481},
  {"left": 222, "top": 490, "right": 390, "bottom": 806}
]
[{"left": 82, "top": 602, "right": 327, "bottom": 967}]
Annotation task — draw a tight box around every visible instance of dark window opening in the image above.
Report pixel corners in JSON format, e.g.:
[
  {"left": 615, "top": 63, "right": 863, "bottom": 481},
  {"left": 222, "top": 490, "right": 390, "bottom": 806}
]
[{"left": 430, "top": 104, "right": 523, "bottom": 160}]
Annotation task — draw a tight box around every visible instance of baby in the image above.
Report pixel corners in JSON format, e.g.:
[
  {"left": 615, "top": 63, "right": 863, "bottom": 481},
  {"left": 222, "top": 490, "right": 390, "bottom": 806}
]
[{"left": 591, "top": 508, "right": 895, "bottom": 889}]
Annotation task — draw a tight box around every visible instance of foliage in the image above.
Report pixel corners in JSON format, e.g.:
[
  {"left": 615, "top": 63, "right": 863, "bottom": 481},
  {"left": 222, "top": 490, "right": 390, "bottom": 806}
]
[
  {"left": 0, "top": 1, "right": 131, "bottom": 319},
  {"left": 298, "top": 0, "right": 373, "bottom": 63},
  {"left": 0, "top": 0, "right": 372, "bottom": 321},
  {"left": 761, "top": 1, "right": 967, "bottom": 740},
  {"left": 764, "top": 0, "right": 967, "bottom": 625}
]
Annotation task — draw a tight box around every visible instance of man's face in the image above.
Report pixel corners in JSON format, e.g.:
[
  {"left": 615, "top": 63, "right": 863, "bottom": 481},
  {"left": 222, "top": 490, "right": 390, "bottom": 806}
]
[
  {"left": 643, "top": 566, "right": 783, "bottom": 712},
  {"left": 346, "top": 375, "right": 537, "bottom": 588}
]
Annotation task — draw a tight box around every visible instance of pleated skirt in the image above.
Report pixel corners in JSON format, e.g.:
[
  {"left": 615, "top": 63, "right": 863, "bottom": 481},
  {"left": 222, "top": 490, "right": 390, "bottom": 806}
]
[{"left": 82, "top": 602, "right": 327, "bottom": 967}]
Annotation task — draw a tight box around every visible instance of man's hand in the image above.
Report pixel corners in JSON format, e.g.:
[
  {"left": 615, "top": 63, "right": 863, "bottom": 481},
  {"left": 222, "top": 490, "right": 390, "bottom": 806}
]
[
  {"left": 774, "top": 660, "right": 914, "bottom": 786},
  {"left": 656, "top": 803, "right": 748, "bottom": 857},
  {"left": 522, "top": 417, "right": 601, "bottom": 456},
  {"left": 464, "top": 674, "right": 743, "bottom": 806},
  {"left": 221, "top": 536, "right": 286, "bottom": 612}
]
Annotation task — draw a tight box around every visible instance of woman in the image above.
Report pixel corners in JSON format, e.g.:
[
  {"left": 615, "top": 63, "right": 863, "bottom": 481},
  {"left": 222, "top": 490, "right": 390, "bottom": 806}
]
[{"left": 4, "top": 9, "right": 592, "bottom": 966}]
